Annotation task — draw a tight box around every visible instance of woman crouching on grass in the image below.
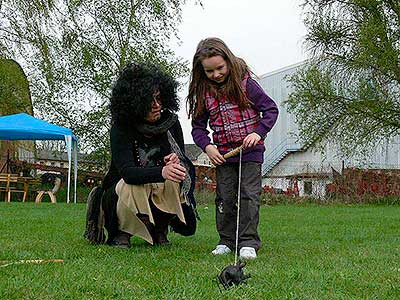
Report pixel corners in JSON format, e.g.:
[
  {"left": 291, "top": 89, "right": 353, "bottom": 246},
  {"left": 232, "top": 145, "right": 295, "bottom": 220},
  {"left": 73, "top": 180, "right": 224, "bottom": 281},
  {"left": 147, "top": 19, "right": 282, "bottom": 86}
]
[{"left": 85, "top": 62, "right": 197, "bottom": 248}]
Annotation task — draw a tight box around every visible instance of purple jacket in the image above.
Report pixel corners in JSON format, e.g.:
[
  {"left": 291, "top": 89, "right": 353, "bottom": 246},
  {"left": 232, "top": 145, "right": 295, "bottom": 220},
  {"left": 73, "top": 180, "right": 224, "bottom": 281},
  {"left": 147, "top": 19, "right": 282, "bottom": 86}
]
[{"left": 191, "top": 77, "right": 279, "bottom": 163}]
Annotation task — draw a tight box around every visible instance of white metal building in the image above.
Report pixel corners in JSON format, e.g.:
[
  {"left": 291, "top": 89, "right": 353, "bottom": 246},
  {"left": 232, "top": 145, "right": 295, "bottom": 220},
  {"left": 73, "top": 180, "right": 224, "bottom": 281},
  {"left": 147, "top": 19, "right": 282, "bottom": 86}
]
[{"left": 259, "top": 61, "right": 400, "bottom": 198}]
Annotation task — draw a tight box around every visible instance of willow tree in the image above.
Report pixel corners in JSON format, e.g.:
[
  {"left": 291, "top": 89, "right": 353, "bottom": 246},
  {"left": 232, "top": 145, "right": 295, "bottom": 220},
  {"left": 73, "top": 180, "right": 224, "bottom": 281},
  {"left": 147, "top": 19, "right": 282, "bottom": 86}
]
[
  {"left": 0, "top": 0, "right": 195, "bottom": 169},
  {"left": 0, "top": 59, "right": 33, "bottom": 115},
  {"left": 286, "top": 0, "right": 400, "bottom": 156},
  {"left": 0, "top": 59, "right": 35, "bottom": 166}
]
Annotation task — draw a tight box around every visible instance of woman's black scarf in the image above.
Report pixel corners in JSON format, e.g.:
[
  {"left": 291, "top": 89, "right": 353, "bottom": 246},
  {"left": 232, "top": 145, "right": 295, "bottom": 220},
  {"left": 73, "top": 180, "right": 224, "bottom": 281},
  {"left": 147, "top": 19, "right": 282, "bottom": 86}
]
[
  {"left": 136, "top": 111, "right": 178, "bottom": 136},
  {"left": 137, "top": 111, "right": 192, "bottom": 205}
]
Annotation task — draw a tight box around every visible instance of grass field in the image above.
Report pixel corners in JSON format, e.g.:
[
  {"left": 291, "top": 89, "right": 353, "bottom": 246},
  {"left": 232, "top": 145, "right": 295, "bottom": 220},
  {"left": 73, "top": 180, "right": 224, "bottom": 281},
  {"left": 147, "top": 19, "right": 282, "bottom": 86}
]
[{"left": 1, "top": 202, "right": 400, "bottom": 299}]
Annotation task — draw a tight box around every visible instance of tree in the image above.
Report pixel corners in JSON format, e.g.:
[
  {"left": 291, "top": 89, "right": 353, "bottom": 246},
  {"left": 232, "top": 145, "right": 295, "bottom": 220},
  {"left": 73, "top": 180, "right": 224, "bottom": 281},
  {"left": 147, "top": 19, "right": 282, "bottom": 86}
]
[
  {"left": 0, "top": 0, "right": 195, "bottom": 168},
  {"left": 0, "top": 59, "right": 33, "bottom": 115},
  {"left": 286, "top": 0, "right": 400, "bottom": 156},
  {"left": 0, "top": 59, "right": 35, "bottom": 165}
]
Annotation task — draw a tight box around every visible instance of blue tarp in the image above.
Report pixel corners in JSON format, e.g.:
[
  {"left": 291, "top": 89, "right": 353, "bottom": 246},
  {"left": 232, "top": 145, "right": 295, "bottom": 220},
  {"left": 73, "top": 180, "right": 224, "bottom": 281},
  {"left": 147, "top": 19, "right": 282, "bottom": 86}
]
[
  {"left": 0, "top": 113, "right": 78, "bottom": 203},
  {"left": 0, "top": 113, "right": 77, "bottom": 141}
]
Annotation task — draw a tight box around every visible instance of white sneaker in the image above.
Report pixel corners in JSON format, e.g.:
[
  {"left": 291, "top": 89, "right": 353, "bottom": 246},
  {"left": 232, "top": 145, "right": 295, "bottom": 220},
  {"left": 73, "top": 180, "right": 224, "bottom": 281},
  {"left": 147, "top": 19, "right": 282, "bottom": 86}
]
[
  {"left": 211, "top": 245, "right": 232, "bottom": 256},
  {"left": 239, "top": 247, "right": 257, "bottom": 260}
]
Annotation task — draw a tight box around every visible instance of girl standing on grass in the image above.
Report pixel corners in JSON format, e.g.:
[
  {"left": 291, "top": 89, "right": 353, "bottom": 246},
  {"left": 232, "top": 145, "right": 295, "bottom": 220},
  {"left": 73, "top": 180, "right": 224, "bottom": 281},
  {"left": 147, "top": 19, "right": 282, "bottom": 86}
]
[{"left": 187, "top": 37, "right": 278, "bottom": 260}]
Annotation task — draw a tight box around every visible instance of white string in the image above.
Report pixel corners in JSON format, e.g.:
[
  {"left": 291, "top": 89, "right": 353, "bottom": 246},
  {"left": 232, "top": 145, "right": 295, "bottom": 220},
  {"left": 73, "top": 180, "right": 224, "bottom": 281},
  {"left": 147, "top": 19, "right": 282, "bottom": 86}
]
[{"left": 234, "top": 148, "right": 242, "bottom": 265}]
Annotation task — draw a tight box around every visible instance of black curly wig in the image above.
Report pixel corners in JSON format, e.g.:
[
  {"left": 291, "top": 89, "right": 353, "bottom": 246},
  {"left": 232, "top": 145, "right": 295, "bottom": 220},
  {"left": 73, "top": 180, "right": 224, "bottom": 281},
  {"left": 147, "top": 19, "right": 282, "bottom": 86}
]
[{"left": 110, "top": 62, "right": 180, "bottom": 125}]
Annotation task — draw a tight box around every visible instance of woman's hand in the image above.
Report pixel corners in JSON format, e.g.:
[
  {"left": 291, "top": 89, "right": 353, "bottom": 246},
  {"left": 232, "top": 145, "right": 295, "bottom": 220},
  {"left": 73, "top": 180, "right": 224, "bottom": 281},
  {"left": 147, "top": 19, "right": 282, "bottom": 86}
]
[
  {"left": 243, "top": 132, "right": 261, "bottom": 149},
  {"left": 205, "top": 144, "right": 226, "bottom": 166},
  {"left": 162, "top": 163, "right": 186, "bottom": 182},
  {"left": 164, "top": 153, "right": 179, "bottom": 165}
]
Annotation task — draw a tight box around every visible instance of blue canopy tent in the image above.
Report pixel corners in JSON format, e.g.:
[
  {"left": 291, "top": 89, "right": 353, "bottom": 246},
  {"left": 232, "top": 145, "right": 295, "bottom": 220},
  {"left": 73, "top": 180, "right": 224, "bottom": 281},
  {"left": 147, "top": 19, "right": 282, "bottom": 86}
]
[{"left": 0, "top": 113, "right": 78, "bottom": 203}]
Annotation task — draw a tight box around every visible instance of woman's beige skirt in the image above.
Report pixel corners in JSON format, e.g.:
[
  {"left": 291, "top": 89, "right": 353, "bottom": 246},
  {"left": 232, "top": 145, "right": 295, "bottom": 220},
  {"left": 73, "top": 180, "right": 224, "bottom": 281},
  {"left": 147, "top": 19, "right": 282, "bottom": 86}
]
[{"left": 115, "top": 179, "right": 186, "bottom": 244}]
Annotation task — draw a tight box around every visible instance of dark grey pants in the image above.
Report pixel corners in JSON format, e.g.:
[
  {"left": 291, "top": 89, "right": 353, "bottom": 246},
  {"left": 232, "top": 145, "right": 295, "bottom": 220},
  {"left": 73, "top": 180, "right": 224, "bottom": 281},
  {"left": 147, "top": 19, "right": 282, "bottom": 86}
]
[{"left": 215, "top": 162, "right": 262, "bottom": 251}]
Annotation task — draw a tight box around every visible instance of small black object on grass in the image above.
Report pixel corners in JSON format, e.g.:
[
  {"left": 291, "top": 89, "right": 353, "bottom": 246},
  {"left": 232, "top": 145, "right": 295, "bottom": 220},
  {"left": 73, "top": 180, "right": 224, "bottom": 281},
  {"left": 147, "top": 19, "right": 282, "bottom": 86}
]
[{"left": 217, "top": 261, "right": 251, "bottom": 291}]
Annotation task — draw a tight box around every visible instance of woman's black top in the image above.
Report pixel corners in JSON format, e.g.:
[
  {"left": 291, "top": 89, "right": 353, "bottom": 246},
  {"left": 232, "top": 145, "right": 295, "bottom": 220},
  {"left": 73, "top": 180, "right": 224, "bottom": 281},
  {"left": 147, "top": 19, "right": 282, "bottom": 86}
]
[{"left": 102, "top": 118, "right": 185, "bottom": 190}]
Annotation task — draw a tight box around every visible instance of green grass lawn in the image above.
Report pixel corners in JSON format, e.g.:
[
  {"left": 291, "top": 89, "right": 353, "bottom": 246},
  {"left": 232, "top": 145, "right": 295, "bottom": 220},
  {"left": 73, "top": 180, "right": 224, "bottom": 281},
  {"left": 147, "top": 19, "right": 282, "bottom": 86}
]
[{"left": 0, "top": 203, "right": 400, "bottom": 300}]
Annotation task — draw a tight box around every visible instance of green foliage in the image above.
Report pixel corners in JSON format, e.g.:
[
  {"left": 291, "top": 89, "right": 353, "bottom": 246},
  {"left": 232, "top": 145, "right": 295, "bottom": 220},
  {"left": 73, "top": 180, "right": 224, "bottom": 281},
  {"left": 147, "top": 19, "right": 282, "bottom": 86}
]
[
  {"left": 49, "top": 184, "right": 92, "bottom": 203},
  {"left": 1, "top": 203, "right": 400, "bottom": 299},
  {"left": 0, "top": 0, "right": 193, "bottom": 165},
  {"left": 287, "top": 0, "right": 400, "bottom": 155},
  {"left": 0, "top": 59, "right": 32, "bottom": 115},
  {"left": 261, "top": 192, "right": 400, "bottom": 205}
]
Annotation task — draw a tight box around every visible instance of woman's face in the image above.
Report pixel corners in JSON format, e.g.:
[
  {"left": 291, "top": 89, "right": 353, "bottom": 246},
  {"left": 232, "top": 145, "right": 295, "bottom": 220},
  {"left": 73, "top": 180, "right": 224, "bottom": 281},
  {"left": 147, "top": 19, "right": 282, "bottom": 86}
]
[
  {"left": 145, "top": 90, "right": 162, "bottom": 122},
  {"left": 201, "top": 55, "right": 229, "bottom": 84}
]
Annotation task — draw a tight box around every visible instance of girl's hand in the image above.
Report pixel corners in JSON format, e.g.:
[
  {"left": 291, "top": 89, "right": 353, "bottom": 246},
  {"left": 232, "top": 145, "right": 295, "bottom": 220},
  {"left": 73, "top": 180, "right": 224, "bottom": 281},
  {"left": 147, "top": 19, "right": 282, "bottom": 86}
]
[
  {"left": 164, "top": 153, "right": 179, "bottom": 165},
  {"left": 162, "top": 163, "right": 186, "bottom": 182},
  {"left": 205, "top": 144, "right": 226, "bottom": 166},
  {"left": 243, "top": 132, "right": 261, "bottom": 149}
]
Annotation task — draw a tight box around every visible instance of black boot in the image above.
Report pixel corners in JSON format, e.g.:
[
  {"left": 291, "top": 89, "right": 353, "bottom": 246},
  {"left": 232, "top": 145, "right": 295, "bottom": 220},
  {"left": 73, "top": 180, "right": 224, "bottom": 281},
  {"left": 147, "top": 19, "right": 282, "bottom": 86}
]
[
  {"left": 137, "top": 212, "right": 169, "bottom": 245},
  {"left": 137, "top": 213, "right": 156, "bottom": 243},
  {"left": 109, "top": 231, "right": 131, "bottom": 249},
  {"left": 150, "top": 202, "right": 174, "bottom": 246},
  {"left": 153, "top": 224, "right": 170, "bottom": 246}
]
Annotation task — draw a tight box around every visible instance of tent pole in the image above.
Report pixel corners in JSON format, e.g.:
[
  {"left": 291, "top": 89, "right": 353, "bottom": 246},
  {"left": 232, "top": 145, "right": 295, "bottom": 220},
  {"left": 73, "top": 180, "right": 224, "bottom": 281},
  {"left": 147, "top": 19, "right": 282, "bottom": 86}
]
[
  {"left": 73, "top": 141, "right": 78, "bottom": 203},
  {"left": 65, "top": 135, "right": 72, "bottom": 203}
]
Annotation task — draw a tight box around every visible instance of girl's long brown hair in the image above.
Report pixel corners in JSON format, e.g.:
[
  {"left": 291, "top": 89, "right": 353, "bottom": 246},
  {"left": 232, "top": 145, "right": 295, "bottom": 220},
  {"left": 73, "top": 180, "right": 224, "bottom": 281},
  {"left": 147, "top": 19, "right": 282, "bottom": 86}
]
[{"left": 186, "top": 37, "right": 251, "bottom": 119}]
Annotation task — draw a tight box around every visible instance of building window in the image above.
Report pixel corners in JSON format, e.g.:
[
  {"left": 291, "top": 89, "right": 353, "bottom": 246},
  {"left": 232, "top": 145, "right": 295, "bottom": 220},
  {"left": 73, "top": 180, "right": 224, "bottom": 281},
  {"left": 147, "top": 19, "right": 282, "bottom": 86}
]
[
  {"left": 304, "top": 181, "right": 312, "bottom": 195},
  {"left": 60, "top": 163, "right": 64, "bottom": 168},
  {"left": 50, "top": 162, "right": 55, "bottom": 166}
]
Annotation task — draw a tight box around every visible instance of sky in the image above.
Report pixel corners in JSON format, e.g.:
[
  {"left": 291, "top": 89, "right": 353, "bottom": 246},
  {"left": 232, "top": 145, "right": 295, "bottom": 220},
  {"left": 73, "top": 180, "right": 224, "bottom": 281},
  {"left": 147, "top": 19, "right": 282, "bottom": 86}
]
[{"left": 172, "top": 0, "right": 308, "bottom": 144}]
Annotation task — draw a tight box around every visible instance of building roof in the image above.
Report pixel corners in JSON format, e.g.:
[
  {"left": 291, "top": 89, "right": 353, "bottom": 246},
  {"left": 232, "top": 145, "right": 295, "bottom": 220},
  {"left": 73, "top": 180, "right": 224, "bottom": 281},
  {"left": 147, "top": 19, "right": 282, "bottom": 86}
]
[
  {"left": 259, "top": 60, "right": 309, "bottom": 79},
  {"left": 38, "top": 145, "right": 204, "bottom": 164},
  {"left": 264, "top": 172, "right": 332, "bottom": 179},
  {"left": 37, "top": 149, "right": 68, "bottom": 161},
  {"left": 36, "top": 149, "right": 92, "bottom": 162}
]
